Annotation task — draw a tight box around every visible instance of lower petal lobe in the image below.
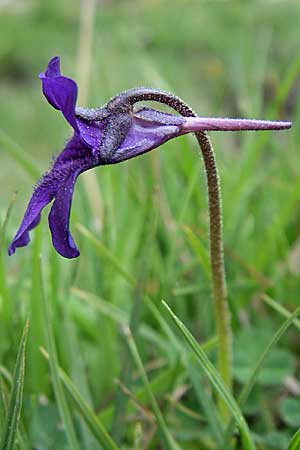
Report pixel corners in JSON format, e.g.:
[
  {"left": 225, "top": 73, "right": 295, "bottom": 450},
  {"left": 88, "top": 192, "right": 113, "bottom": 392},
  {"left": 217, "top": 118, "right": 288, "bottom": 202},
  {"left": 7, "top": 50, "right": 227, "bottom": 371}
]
[
  {"left": 8, "top": 137, "right": 94, "bottom": 258},
  {"left": 48, "top": 166, "right": 82, "bottom": 258},
  {"left": 8, "top": 180, "right": 54, "bottom": 255}
]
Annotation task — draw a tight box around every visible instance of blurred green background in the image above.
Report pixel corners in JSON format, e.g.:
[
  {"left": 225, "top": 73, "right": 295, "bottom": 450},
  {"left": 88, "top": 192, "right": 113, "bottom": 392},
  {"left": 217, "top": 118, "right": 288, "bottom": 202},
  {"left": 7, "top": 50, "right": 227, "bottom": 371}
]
[
  {"left": 1, "top": 0, "right": 299, "bottom": 205},
  {"left": 0, "top": 1, "right": 300, "bottom": 449}
]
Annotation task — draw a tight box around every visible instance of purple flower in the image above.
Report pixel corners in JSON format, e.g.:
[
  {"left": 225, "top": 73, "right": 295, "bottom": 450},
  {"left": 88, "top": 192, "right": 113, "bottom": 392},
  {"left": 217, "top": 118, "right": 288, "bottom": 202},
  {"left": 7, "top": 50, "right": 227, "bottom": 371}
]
[{"left": 8, "top": 56, "right": 292, "bottom": 259}]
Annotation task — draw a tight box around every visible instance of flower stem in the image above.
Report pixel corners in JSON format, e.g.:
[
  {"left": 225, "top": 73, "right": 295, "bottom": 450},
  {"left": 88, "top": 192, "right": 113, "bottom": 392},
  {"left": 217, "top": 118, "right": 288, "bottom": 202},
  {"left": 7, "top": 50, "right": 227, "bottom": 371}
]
[
  {"left": 119, "top": 88, "right": 233, "bottom": 418},
  {"left": 195, "top": 131, "right": 232, "bottom": 419}
]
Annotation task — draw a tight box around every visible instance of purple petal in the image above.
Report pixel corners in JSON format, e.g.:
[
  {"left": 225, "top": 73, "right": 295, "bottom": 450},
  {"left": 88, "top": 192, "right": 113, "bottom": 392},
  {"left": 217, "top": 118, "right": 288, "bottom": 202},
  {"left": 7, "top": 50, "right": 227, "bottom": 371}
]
[
  {"left": 76, "top": 118, "right": 105, "bottom": 152},
  {"left": 8, "top": 179, "right": 55, "bottom": 255},
  {"left": 181, "top": 117, "right": 292, "bottom": 132},
  {"left": 48, "top": 165, "right": 82, "bottom": 259},
  {"left": 39, "top": 56, "right": 79, "bottom": 133},
  {"left": 54, "top": 134, "right": 92, "bottom": 165},
  {"left": 110, "top": 108, "right": 185, "bottom": 163},
  {"left": 8, "top": 138, "right": 93, "bottom": 258},
  {"left": 44, "top": 55, "right": 61, "bottom": 77}
]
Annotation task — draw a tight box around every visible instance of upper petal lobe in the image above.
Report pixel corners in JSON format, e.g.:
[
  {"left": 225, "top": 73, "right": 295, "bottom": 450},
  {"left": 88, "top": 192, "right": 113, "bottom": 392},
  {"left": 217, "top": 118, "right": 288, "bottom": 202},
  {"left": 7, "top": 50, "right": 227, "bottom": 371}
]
[{"left": 39, "top": 56, "right": 79, "bottom": 134}]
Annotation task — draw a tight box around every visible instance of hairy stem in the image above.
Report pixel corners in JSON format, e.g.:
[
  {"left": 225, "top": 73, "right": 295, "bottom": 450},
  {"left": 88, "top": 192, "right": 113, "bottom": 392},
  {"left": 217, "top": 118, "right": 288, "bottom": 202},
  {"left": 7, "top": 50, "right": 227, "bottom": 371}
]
[
  {"left": 118, "top": 88, "right": 232, "bottom": 417},
  {"left": 195, "top": 131, "right": 232, "bottom": 417}
]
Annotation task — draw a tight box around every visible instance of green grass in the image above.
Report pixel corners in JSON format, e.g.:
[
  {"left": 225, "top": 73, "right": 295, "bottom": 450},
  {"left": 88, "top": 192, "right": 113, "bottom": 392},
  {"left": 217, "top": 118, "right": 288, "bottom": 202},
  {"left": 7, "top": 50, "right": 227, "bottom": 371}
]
[{"left": 0, "top": 0, "right": 300, "bottom": 449}]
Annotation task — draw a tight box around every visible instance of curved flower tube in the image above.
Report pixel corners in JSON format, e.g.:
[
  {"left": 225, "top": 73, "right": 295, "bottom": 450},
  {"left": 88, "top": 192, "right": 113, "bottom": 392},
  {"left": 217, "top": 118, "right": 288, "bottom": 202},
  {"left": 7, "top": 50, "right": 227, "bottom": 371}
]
[{"left": 8, "top": 56, "right": 292, "bottom": 259}]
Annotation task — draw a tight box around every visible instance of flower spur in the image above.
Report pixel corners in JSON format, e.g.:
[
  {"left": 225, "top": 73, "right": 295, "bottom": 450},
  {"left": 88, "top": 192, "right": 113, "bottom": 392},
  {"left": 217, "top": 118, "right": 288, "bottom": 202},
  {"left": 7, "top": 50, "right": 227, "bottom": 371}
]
[{"left": 8, "top": 56, "right": 292, "bottom": 259}]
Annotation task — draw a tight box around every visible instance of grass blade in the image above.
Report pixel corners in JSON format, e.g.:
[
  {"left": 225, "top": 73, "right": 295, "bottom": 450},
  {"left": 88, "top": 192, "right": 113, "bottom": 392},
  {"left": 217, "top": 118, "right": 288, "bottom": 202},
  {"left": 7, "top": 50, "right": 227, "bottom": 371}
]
[
  {"left": 0, "top": 375, "right": 7, "bottom": 435},
  {"left": 144, "top": 296, "right": 224, "bottom": 447},
  {"left": 76, "top": 223, "right": 136, "bottom": 285},
  {"left": 253, "top": 295, "right": 300, "bottom": 450},
  {"left": 0, "top": 321, "right": 28, "bottom": 450},
  {"left": 162, "top": 301, "right": 256, "bottom": 450},
  {"left": 39, "top": 259, "right": 81, "bottom": 450},
  {"left": 125, "top": 326, "right": 182, "bottom": 450},
  {"left": 183, "top": 225, "right": 210, "bottom": 280},
  {"left": 111, "top": 211, "right": 157, "bottom": 443},
  {"left": 0, "top": 193, "right": 16, "bottom": 250},
  {"left": 40, "top": 347, "right": 119, "bottom": 450},
  {"left": 287, "top": 428, "right": 300, "bottom": 450},
  {"left": 71, "top": 287, "right": 128, "bottom": 324},
  {"left": 0, "top": 194, "right": 16, "bottom": 344},
  {"left": 186, "top": 361, "right": 224, "bottom": 448},
  {"left": 28, "top": 226, "right": 47, "bottom": 393},
  {"left": 224, "top": 303, "right": 300, "bottom": 445},
  {"left": 262, "top": 295, "right": 300, "bottom": 331},
  {"left": 63, "top": 307, "right": 96, "bottom": 450},
  {"left": 0, "top": 374, "right": 28, "bottom": 450},
  {"left": 0, "top": 129, "right": 40, "bottom": 179},
  {"left": 71, "top": 288, "right": 168, "bottom": 352},
  {"left": 99, "top": 366, "right": 181, "bottom": 427}
]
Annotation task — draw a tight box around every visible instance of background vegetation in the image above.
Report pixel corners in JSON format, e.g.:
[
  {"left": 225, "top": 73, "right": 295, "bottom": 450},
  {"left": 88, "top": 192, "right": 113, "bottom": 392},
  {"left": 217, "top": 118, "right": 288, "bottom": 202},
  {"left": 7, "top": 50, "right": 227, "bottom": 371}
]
[{"left": 0, "top": 0, "right": 299, "bottom": 449}]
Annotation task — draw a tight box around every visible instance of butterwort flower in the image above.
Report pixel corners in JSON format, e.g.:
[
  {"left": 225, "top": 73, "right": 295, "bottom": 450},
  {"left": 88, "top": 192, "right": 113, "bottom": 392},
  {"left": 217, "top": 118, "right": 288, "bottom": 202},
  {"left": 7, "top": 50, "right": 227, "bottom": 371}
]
[{"left": 8, "top": 56, "right": 292, "bottom": 259}]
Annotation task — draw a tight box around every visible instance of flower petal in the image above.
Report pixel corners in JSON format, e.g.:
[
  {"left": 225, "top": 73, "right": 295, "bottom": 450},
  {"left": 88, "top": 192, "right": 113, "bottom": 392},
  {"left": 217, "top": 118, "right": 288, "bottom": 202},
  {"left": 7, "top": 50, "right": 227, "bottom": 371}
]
[
  {"left": 8, "top": 138, "right": 94, "bottom": 258},
  {"left": 39, "top": 56, "right": 79, "bottom": 133},
  {"left": 110, "top": 107, "right": 185, "bottom": 163},
  {"left": 54, "top": 134, "right": 92, "bottom": 165},
  {"left": 44, "top": 55, "right": 61, "bottom": 77},
  {"left": 8, "top": 179, "right": 54, "bottom": 255},
  {"left": 48, "top": 165, "right": 82, "bottom": 259},
  {"left": 76, "top": 117, "right": 105, "bottom": 152}
]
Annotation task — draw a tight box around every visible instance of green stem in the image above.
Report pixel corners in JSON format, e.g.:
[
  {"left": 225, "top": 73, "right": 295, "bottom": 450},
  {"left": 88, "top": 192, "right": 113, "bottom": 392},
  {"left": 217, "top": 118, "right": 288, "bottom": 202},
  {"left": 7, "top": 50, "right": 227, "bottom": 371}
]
[{"left": 195, "top": 132, "right": 232, "bottom": 419}]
